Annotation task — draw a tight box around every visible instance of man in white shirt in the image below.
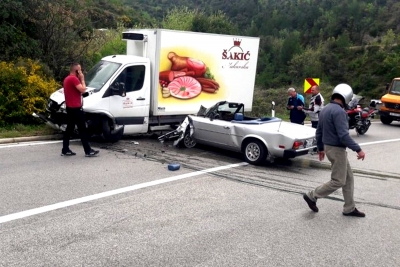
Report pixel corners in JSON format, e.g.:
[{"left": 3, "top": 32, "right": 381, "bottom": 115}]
[{"left": 304, "top": 85, "right": 324, "bottom": 128}]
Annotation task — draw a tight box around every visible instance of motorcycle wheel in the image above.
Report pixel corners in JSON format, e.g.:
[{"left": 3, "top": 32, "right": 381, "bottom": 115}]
[{"left": 355, "top": 126, "right": 368, "bottom": 135}]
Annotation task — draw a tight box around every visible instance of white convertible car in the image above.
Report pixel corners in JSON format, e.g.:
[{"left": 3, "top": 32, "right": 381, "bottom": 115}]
[{"left": 159, "top": 101, "right": 317, "bottom": 165}]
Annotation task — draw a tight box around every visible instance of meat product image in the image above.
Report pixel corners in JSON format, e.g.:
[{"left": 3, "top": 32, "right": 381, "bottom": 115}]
[{"left": 168, "top": 76, "right": 202, "bottom": 99}]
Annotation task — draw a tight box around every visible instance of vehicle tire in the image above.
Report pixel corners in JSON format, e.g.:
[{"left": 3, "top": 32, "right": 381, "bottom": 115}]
[
  {"left": 102, "top": 117, "right": 122, "bottom": 143},
  {"left": 243, "top": 139, "right": 267, "bottom": 165},
  {"left": 179, "top": 129, "right": 196, "bottom": 148},
  {"left": 380, "top": 116, "right": 393, "bottom": 125}
]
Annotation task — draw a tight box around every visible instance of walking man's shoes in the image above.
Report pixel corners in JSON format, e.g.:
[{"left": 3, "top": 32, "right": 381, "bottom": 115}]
[
  {"left": 303, "top": 193, "right": 319, "bottom": 212},
  {"left": 61, "top": 150, "right": 76, "bottom": 156},
  {"left": 343, "top": 208, "right": 365, "bottom": 217},
  {"left": 85, "top": 149, "right": 99, "bottom": 157}
]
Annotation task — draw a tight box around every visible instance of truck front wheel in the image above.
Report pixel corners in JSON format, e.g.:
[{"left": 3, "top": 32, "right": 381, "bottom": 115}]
[
  {"left": 102, "top": 117, "right": 123, "bottom": 143},
  {"left": 380, "top": 116, "right": 393, "bottom": 125}
]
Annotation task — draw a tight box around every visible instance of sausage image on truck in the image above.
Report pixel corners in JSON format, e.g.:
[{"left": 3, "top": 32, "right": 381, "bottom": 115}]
[
  {"left": 33, "top": 29, "right": 260, "bottom": 142},
  {"left": 379, "top": 77, "right": 400, "bottom": 125}
]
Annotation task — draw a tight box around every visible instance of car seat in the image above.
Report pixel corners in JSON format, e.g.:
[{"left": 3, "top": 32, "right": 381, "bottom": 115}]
[{"left": 234, "top": 113, "right": 243, "bottom": 121}]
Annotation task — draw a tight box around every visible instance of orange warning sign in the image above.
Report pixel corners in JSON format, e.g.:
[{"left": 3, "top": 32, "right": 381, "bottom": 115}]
[{"left": 304, "top": 78, "right": 320, "bottom": 94}]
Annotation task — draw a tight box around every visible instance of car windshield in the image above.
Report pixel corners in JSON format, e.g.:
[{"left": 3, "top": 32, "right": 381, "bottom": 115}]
[
  {"left": 217, "top": 102, "right": 242, "bottom": 113},
  {"left": 198, "top": 101, "right": 226, "bottom": 117},
  {"left": 389, "top": 80, "right": 400, "bottom": 95},
  {"left": 197, "top": 101, "right": 244, "bottom": 118},
  {"left": 85, "top": 60, "right": 121, "bottom": 91}
]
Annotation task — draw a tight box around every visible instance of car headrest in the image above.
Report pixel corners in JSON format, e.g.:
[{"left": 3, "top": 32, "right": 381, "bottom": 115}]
[{"left": 234, "top": 113, "right": 243, "bottom": 121}]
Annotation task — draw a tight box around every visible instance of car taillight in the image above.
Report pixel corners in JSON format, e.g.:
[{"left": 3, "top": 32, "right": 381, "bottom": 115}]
[{"left": 292, "top": 141, "right": 303, "bottom": 150}]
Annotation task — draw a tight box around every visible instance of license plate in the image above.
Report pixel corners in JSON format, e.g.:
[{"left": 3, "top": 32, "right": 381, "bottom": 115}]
[
  {"left": 389, "top": 113, "right": 400, "bottom": 117},
  {"left": 304, "top": 139, "right": 314, "bottom": 148}
]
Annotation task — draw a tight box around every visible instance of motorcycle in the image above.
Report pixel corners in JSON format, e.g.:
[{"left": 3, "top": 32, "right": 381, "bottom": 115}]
[{"left": 346, "top": 94, "right": 378, "bottom": 135}]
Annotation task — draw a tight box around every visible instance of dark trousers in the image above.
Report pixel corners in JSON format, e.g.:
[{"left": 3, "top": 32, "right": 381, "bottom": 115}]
[
  {"left": 62, "top": 107, "right": 91, "bottom": 154},
  {"left": 311, "top": 121, "right": 318, "bottom": 128},
  {"left": 291, "top": 120, "right": 304, "bottom": 125}
]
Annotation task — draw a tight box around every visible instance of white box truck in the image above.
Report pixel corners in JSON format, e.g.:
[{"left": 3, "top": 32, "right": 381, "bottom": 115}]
[{"left": 33, "top": 29, "right": 260, "bottom": 142}]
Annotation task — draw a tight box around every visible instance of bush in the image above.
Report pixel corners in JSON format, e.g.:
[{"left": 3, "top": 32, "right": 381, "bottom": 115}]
[{"left": 0, "top": 59, "right": 60, "bottom": 125}]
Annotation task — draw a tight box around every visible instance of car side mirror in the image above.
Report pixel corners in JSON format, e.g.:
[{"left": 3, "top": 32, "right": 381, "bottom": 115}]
[
  {"left": 210, "top": 112, "right": 215, "bottom": 121},
  {"left": 210, "top": 111, "right": 219, "bottom": 121}
]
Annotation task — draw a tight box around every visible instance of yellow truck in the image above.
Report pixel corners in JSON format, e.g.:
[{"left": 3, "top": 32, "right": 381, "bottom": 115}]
[{"left": 379, "top": 77, "right": 400, "bottom": 124}]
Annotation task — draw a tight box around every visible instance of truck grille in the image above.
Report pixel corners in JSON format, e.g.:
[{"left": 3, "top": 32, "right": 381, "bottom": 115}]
[{"left": 385, "top": 103, "right": 400, "bottom": 110}]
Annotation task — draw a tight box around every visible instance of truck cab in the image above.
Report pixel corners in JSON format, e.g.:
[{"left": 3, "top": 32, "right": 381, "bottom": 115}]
[
  {"left": 82, "top": 55, "right": 151, "bottom": 141},
  {"left": 379, "top": 78, "right": 400, "bottom": 125}
]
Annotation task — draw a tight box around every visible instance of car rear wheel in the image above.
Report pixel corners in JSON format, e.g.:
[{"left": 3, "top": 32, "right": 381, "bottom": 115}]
[
  {"left": 380, "top": 116, "right": 393, "bottom": 125},
  {"left": 243, "top": 139, "right": 266, "bottom": 165}
]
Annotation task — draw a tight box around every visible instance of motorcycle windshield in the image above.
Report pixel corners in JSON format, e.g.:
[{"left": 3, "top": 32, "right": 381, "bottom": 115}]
[
  {"left": 347, "top": 94, "right": 363, "bottom": 109},
  {"left": 85, "top": 60, "right": 121, "bottom": 92}
]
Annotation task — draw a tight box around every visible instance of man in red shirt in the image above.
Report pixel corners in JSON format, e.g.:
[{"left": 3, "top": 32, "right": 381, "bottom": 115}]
[{"left": 61, "top": 63, "right": 99, "bottom": 157}]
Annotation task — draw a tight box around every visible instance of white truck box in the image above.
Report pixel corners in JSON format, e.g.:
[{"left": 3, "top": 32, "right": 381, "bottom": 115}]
[{"left": 123, "top": 29, "right": 260, "bottom": 116}]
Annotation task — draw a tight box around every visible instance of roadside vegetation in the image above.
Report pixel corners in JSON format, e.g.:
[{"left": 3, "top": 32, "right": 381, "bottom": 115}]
[
  {"left": 0, "top": 124, "right": 58, "bottom": 139},
  {"left": 0, "top": 0, "right": 398, "bottom": 137}
]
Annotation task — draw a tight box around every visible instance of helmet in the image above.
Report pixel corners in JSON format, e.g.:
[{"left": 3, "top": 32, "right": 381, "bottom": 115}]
[{"left": 331, "top": 83, "right": 353, "bottom": 105}]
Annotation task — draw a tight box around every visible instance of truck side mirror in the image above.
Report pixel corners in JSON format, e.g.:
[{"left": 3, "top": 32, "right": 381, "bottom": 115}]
[
  {"left": 110, "top": 82, "right": 126, "bottom": 97},
  {"left": 386, "top": 83, "right": 389, "bottom": 92},
  {"left": 110, "top": 81, "right": 120, "bottom": 94},
  {"left": 119, "top": 82, "right": 126, "bottom": 97}
]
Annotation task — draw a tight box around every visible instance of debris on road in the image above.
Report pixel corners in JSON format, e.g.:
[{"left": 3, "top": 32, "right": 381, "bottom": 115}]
[{"left": 168, "top": 163, "right": 180, "bottom": 171}]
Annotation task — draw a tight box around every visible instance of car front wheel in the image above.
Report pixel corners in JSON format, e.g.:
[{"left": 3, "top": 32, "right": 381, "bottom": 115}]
[
  {"left": 179, "top": 129, "right": 196, "bottom": 148},
  {"left": 380, "top": 116, "right": 393, "bottom": 125},
  {"left": 243, "top": 139, "right": 266, "bottom": 165}
]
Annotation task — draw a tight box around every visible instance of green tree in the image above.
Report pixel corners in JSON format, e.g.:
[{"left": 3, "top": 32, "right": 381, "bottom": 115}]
[
  {"left": 161, "top": 7, "right": 197, "bottom": 31},
  {"left": 24, "top": 0, "right": 95, "bottom": 80},
  {"left": 0, "top": 0, "right": 40, "bottom": 61}
]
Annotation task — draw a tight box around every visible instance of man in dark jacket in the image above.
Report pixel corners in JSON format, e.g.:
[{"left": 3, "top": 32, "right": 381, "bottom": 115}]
[
  {"left": 303, "top": 83, "right": 366, "bottom": 217},
  {"left": 287, "top": 87, "right": 306, "bottom": 124}
]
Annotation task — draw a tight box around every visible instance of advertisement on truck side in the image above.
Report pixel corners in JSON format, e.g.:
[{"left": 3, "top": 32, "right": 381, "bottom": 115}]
[{"left": 155, "top": 31, "right": 260, "bottom": 115}]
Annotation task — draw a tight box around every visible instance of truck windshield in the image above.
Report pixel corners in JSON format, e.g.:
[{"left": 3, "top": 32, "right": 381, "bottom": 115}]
[
  {"left": 85, "top": 60, "right": 121, "bottom": 91},
  {"left": 389, "top": 80, "right": 400, "bottom": 95}
]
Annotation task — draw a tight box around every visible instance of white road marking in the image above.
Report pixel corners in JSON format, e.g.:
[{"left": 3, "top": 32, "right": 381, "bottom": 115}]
[
  {"left": 0, "top": 133, "right": 399, "bottom": 224},
  {"left": 359, "top": 138, "right": 400, "bottom": 146},
  {"left": 0, "top": 140, "right": 78, "bottom": 149},
  {"left": 0, "top": 162, "right": 248, "bottom": 224}
]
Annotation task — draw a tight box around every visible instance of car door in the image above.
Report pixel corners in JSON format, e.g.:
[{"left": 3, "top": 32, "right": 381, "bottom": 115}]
[
  {"left": 193, "top": 117, "right": 234, "bottom": 149},
  {"left": 107, "top": 64, "right": 150, "bottom": 134}
]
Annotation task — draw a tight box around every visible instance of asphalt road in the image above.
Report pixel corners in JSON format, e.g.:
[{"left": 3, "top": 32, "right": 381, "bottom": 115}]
[{"left": 0, "top": 121, "right": 399, "bottom": 267}]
